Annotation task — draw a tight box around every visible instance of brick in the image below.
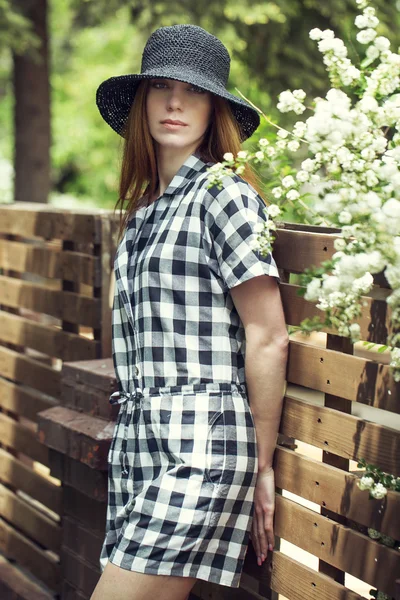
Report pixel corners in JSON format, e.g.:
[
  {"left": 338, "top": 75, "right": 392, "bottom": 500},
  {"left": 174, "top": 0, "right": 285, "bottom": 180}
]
[
  {"left": 61, "top": 380, "right": 118, "bottom": 421},
  {"left": 62, "top": 580, "right": 89, "bottom": 600},
  {"left": 61, "top": 547, "right": 100, "bottom": 598},
  {"left": 63, "top": 517, "right": 103, "bottom": 568},
  {"left": 49, "top": 450, "right": 108, "bottom": 501},
  {"left": 37, "top": 406, "right": 114, "bottom": 470},
  {"left": 63, "top": 485, "right": 107, "bottom": 536}
]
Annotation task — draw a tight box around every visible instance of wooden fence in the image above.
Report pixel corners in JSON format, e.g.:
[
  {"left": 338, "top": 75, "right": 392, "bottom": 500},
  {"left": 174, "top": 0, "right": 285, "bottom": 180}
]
[
  {"left": 0, "top": 203, "right": 118, "bottom": 598},
  {"left": 0, "top": 204, "right": 399, "bottom": 599}
]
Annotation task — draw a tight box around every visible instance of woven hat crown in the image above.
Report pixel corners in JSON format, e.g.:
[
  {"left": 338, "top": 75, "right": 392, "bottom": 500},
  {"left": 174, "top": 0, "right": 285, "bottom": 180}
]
[{"left": 141, "top": 25, "right": 231, "bottom": 86}]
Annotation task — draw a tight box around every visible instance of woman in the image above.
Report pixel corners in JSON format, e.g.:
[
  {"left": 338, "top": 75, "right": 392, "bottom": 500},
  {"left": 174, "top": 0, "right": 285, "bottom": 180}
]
[{"left": 92, "top": 24, "right": 288, "bottom": 600}]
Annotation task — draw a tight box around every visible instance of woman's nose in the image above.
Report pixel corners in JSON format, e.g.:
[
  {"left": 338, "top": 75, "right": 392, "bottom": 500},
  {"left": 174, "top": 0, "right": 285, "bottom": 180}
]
[{"left": 167, "top": 88, "right": 183, "bottom": 110}]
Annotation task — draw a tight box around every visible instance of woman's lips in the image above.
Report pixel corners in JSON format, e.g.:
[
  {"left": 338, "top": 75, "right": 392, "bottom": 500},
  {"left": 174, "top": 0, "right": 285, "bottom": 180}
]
[{"left": 161, "top": 120, "right": 188, "bottom": 130}]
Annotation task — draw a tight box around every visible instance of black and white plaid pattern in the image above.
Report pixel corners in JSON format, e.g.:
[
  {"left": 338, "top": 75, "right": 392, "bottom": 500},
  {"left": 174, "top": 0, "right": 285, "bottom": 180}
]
[{"left": 99, "top": 152, "right": 280, "bottom": 587}]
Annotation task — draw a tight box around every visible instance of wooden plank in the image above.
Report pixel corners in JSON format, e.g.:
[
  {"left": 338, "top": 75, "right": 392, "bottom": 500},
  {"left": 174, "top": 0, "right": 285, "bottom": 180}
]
[
  {"left": 0, "top": 483, "right": 61, "bottom": 552},
  {"left": 0, "top": 555, "right": 53, "bottom": 600},
  {"left": 281, "top": 283, "right": 393, "bottom": 345},
  {"left": 0, "top": 310, "right": 100, "bottom": 362},
  {"left": 274, "top": 494, "right": 400, "bottom": 598},
  {"left": 0, "top": 239, "right": 100, "bottom": 286},
  {"left": 0, "top": 448, "right": 61, "bottom": 515},
  {"left": 0, "top": 517, "right": 60, "bottom": 592},
  {"left": 275, "top": 446, "right": 400, "bottom": 539},
  {"left": 0, "top": 202, "right": 105, "bottom": 244},
  {"left": 0, "top": 413, "right": 49, "bottom": 467},
  {"left": 0, "top": 377, "right": 57, "bottom": 423},
  {"left": 242, "top": 547, "right": 363, "bottom": 600},
  {"left": 273, "top": 229, "right": 337, "bottom": 272},
  {"left": 287, "top": 340, "right": 400, "bottom": 412},
  {"left": 0, "top": 275, "right": 101, "bottom": 328},
  {"left": 319, "top": 333, "right": 353, "bottom": 583},
  {"left": 0, "top": 345, "right": 60, "bottom": 398},
  {"left": 280, "top": 395, "right": 400, "bottom": 475}
]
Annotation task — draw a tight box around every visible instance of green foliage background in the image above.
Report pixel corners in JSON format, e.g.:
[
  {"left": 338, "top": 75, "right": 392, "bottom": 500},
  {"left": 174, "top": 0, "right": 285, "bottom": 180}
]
[{"left": 0, "top": 0, "right": 399, "bottom": 209}]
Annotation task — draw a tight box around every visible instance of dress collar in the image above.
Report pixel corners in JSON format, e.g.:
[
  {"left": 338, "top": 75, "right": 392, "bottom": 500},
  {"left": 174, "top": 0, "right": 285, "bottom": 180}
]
[{"left": 162, "top": 150, "right": 213, "bottom": 197}]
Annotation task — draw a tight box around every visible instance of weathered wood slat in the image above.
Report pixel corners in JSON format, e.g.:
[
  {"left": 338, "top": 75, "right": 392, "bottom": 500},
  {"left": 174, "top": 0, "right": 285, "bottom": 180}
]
[
  {"left": 273, "top": 229, "right": 337, "bottom": 272},
  {"left": 0, "top": 413, "right": 49, "bottom": 467},
  {"left": 0, "top": 345, "right": 60, "bottom": 398},
  {"left": 0, "top": 239, "right": 100, "bottom": 286},
  {"left": 48, "top": 451, "right": 108, "bottom": 502},
  {"left": 0, "top": 483, "right": 61, "bottom": 552},
  {"left": 280, "top": 395, "right": 400, "bottom": 475},
  {"left": 275, "top": 446, "right": 400, "bottom": 539},
  {"left": 287, "top": 341, "right": 399, "bottom": 412},
  {"left": 0, "top": 202, "right": 105, "bottom": 244},
  {"left": 0, "top": 310, "right": 100, "bottom": 362},
  {"left": 281, "top": 283, "right": 393, "bottom": 345},
  {"left": 0, "top": 377, "right": 57, "bottom": 422},
  {"left": 0, "top": 517, "right": 60, "bottom": 592},
  {"left": 0, "top": 555, "right": 53, "bottom": 600},
  {"left": 275, "top": 494, "right": 399, "bottom": 598},
  {"left": 0, "top": 275, "right": 101, "bottom": 328},
  {"left": 0, "top": 448, "right": 61, "bottom": 515},
  {"left": 242, "top": 547, "right": 363, "bottom": 600}
]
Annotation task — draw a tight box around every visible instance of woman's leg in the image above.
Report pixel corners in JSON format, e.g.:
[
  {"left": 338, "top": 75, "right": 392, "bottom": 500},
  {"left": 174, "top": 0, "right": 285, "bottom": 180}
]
[{"left": 90, "top": 561, "right": 197, "bottom": 600}]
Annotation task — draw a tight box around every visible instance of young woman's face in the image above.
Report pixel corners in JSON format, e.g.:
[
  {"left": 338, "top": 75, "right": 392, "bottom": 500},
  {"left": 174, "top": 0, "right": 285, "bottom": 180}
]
[{"left": 146, "top": 78, "right": 213, "bottom": 152}]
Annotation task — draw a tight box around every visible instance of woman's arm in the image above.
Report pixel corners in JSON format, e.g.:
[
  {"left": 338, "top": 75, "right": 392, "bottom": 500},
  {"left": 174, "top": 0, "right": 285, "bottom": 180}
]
[{"left": 230, "top": 274, "right": 288, "bottom": 565}]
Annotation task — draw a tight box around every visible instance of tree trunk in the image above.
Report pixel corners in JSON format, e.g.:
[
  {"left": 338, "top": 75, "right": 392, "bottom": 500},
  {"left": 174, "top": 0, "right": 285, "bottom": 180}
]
[{"left": 13, "top": 0, "right": 50, "bottom": 203}]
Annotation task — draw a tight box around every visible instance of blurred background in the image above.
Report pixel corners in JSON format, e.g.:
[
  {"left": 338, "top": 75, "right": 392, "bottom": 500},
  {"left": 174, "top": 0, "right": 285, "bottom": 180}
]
[{"left": 0, "top": 0, "right": 399, "bottom": 212}]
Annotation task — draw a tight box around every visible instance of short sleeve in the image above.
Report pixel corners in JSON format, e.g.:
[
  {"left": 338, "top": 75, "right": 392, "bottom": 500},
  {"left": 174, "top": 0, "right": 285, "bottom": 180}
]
[{"left": 204, "top": 177, "right": 280, "bottom": 291}]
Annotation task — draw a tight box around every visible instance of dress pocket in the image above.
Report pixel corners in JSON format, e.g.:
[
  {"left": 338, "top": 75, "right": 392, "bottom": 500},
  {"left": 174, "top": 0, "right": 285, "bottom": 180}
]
[{"left": 204, "top": 410, "right": 226, "bottom": 486}]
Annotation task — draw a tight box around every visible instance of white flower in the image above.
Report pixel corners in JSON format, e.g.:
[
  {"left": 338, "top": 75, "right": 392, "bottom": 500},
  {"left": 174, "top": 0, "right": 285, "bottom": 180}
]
[
  {"left": 309, "top": 28, "right": 323, "bottom": 41},
  {"left": 223, "top": 152, "right": 234, "bottom": 162},
  {"left": 305, "top": 278, "right": 321, "bottom": 301},
  {"left": 237, "top": 150, "right": 248, "bottom": 160},
  {"left": 382, "top": 198, "right": 400, "bottom": 219},
  {"left": 253, "top": 222, "right": 264, "bottom": 233},
  {"left": 259, "top": 138, "right": 269, "bottom": 147},
  {"left": 286, "top": 189, "right": 300, "bottom": 201},
  {"left": 322, "top": 275, "right": 341, "bottom": 293},
  {"left": 248, "top": 238, "right": 260, "bottom": 251},
  {"left": 301, "top": 158, "right": 317, "bottom": 172},
  {"left": 357, "top": 476, "right": 375, "bottom": 491},
  {"left": 374, "top": 36, "right": 391, "bottom": 52},
  {"left": 296, "top": 170, "right": 309, "bottom": 183},
  {"left": 255, "top": 151, "right": 264, "bottom": 161},
  {"left": 271, "top": 187, "right": 283, "bottom": 199},
  {"left": 366, "top": 45, "right": 380, "bottom": 61},
  {"left": 282, "top": 175, "right": 296, "bottom": 188},
  {"left": 338, "top": 211, "right": 352, "bottom": 224},
  {"left": 267, "top": 204, "right": 281, "bottom": 218},
  {"left": 288, "top": 140, "right": 300, "bottom": 152},
  {"left": 277, "top": 129, "right": 289, "bottom": 139},
  {"left": 349, "top": 323, "right": 361, "bottom": 341},
  {"left": 370, "top": 483, "right": 388, "bottom": 499},
  {"left": 334, "top": 238, "right": 347, "bottom": 251}
]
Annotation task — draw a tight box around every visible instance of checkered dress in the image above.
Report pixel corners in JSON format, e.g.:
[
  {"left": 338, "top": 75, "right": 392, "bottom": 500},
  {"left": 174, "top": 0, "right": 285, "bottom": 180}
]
[{"left": 99, "top": 151, "right": 280, "bottom": 588}]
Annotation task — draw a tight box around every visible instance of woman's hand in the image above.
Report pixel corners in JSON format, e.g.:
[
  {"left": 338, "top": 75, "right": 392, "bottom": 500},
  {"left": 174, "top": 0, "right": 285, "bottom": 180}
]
[{"left": 251, "top": 467, "right": 275, "bottom": 566}]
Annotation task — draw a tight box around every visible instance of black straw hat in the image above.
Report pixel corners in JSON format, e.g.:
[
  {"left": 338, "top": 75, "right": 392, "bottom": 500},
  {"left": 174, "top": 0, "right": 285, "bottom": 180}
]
[{"left": 96, "top": 24, "right": 260, "bottom": 142}]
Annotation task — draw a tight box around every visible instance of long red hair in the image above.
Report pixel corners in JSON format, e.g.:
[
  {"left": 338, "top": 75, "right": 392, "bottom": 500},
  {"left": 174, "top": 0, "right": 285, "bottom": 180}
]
[{"left": 115, "top": 79, "right": 261, "bottom": 242}]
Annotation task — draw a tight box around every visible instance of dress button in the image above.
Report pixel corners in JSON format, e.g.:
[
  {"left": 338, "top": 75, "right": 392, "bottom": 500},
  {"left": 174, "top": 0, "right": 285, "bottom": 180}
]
[{"left": 134, "top": 365, "right": 140, "bottom": 377}]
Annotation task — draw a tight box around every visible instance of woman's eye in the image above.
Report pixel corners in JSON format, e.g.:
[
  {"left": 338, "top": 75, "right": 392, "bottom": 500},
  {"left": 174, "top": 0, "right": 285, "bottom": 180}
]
[
  {"left": 151, "top": 81, "right": 167, "bottom": 89},
  {"left": 189, "top": 86, "right": 205, "bottom": 94}
]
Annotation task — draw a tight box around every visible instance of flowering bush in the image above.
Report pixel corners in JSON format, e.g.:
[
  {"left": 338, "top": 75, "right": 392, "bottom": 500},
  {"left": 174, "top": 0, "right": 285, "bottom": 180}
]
[{"left": 206, "top": 0, "right": 400, "bottom": 381}]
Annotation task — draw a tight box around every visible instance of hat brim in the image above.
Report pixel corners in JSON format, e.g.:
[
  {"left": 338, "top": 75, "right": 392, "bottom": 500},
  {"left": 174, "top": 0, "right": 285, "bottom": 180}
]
[{"left": 96, "top": 67, "right": 260, "bottom": 142}]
